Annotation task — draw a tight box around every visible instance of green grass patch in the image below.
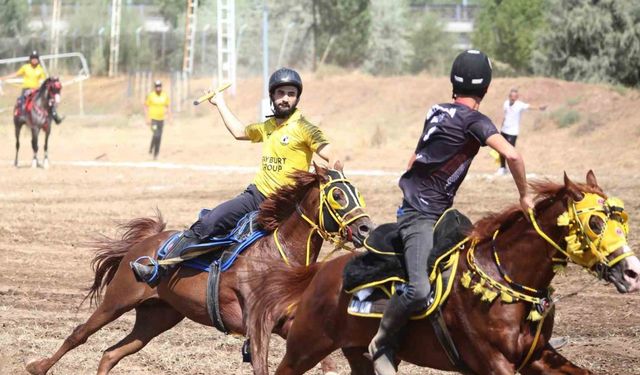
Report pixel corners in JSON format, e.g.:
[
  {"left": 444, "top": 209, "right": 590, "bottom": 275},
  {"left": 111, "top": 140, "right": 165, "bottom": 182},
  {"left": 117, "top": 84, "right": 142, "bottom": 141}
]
[{"left": 550, "top": 107, "right": 581, "bottom": 128}]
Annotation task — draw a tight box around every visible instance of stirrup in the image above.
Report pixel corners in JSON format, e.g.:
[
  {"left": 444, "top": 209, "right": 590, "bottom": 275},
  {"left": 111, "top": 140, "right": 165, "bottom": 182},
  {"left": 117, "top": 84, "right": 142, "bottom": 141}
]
[{"left": 130, "top": 256, "right": 162, "bottom": 286}]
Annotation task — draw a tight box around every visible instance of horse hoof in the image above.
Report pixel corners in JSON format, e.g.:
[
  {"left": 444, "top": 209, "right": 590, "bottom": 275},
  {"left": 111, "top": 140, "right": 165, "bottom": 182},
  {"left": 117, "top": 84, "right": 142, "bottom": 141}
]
[
  {"left": 43, "top": 160, "right": 50, "bottom": 169},
  {"left": 31, "top": 160, "right": 38, "bottom": 168},
  {"left": 24, "top": 357, "right": 47, "bottom": 375}
]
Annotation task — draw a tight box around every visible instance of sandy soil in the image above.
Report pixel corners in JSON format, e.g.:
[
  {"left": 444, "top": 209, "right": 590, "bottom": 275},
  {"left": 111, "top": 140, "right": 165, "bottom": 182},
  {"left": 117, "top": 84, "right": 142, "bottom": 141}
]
[{"left": 0, "top": 74, "right": 639, "bottom": 374}]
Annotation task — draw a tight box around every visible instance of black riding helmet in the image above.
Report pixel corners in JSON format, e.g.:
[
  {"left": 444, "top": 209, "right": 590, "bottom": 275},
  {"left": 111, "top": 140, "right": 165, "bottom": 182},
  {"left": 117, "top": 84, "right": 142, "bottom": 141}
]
[
  {"left": 29, "top": 50, "right": 40, "bottom": 61},
  {"left": 450, "top": 50, "right": 492, "bottom": 99},
  {"left": 268, "top": 68, "right": 303, "bottom": 97},
  {"left": 268, "top": 68, "right": 303, "bottom": 118}
]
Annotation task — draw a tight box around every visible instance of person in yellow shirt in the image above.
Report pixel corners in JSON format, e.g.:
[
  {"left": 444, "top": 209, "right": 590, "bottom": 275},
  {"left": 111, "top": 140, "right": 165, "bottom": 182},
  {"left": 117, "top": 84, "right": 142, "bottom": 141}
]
[
  {"left": 144, "top": 80, "right": 171, "bottom": 160},
  {"left": 132, "top": 68, "right": 336, "bottom": 283},
  {"left": 0, "top": 51, "right": 63, "bottom": 124}
]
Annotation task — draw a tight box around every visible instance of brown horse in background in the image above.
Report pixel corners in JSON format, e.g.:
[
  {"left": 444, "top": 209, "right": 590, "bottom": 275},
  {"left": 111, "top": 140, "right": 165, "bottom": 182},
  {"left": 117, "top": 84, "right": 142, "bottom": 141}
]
[
  {"left": 25, "top": 165, "right": 373, "bottom": 375},
  {"left": 14, "top": 77, "right": 62, "bottom": 169},
  {"left": 248, "top": 171, "right": 640, "bottom": 375}
]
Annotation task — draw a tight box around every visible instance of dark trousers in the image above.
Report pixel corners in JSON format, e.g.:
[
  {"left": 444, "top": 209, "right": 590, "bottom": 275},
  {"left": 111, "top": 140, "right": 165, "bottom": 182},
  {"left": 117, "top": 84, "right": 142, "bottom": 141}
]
[
  {"left": 192, "top": 184, "right": 266, "bottom": 240},
  {"left": 499, "top": 132, "right": 518, "bottom": 168},
  {"left": 17, "top": 88, "right": 31, "bottom": 108},
  {"left": 396, "top": 206, "right": 437, "bottom": 312},
  {"left": 149, "top": 119, "right": 164, "bottom": 158}
]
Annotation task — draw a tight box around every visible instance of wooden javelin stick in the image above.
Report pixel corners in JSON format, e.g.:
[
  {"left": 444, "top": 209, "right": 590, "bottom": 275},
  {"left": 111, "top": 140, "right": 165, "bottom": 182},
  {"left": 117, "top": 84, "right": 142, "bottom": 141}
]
[{"left": 192, "top": 82, "right": 232, "bottom": 105}]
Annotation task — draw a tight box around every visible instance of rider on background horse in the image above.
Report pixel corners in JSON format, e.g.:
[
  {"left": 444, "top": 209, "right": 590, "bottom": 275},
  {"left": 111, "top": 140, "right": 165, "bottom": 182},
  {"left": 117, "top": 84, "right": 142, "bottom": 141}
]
[
  {"left": 367, "top": 50, "right": 536, "bottom": 375},
  {"left": 132, "top": 67, "right": 337, "bottom": 284},
  {"left": 0, "top": 50, "right": 63, "bottom": 124}
]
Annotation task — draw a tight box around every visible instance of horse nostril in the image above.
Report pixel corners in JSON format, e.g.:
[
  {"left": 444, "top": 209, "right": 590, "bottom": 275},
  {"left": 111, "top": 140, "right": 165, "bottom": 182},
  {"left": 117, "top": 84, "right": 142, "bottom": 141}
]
[
  {"left": 624, "top": 269, "right": 638, "bottom": 280},
  {"left": 359, "top": 225, "right": 370, "bottom": 234}
]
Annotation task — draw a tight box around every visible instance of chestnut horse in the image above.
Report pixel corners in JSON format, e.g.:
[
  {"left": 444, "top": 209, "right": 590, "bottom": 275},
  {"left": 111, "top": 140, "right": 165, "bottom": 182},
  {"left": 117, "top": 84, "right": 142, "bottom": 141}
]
[
  {"left": 248, "top": 171, "right": 640, "bottom": 375},
  {"left": 14, "top": 77, "right": 62, "bottom": 168},
  {"left": 25, "top": 165, "right": 373, "bottom": 375}
]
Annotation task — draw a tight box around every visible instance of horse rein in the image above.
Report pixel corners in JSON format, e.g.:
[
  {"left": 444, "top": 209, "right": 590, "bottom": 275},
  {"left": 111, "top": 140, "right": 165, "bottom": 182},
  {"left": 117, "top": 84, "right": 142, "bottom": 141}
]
[{"left": 273, "top": 173, "right": 369, "bottom": 267}]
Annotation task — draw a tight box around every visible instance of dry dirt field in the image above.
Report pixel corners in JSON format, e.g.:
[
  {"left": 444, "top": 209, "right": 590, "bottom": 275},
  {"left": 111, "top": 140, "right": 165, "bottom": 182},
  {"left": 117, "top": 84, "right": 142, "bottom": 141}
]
[{"left": 0, "top": 74, "right": 639, "bottom": 374}]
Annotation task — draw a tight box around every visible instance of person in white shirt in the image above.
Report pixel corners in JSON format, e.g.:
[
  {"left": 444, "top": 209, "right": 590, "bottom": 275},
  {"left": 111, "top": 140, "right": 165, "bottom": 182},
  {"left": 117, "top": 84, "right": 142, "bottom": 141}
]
[{"left": 497, "top": 88, "right": 547, "bottom": 175}]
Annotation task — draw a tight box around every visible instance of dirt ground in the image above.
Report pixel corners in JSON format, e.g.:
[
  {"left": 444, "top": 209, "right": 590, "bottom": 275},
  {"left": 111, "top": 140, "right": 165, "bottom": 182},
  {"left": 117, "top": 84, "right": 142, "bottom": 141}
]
[{"left": 0, "top": 74, "right": 639, "bottom": 374}]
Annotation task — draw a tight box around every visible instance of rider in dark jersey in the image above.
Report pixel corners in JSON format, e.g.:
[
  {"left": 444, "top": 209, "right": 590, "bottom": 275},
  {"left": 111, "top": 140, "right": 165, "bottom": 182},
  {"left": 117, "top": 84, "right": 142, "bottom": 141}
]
[{"left": 368, "top": 50, "right": 535, "bottom": 375}]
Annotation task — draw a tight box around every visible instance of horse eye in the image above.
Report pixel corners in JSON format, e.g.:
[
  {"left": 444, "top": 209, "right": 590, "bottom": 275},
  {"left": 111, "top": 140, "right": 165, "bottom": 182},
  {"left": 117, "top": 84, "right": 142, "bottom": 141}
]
[
  {"left": 588, "top": 216, "right": 605, "bottom": 233},
  {"left": 333, "top": 190, "right": 342, "bottom": 201}
]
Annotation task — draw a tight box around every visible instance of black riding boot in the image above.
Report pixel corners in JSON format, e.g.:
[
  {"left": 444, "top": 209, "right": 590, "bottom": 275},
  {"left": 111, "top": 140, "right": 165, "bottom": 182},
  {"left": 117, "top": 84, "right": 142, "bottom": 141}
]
[
  {"left": 368, "top": 293, "right": 412, "bottom": 375},
  {"left": 130, "top": 229, "right": 201, "bottom": 286},
  {"left": 51, "top": 108, "right": 64, "bottom": 124}
]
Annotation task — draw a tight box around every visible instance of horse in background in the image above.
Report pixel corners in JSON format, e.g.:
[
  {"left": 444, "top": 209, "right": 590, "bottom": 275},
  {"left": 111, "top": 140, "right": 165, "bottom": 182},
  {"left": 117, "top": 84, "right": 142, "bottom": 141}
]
[
  {"left": 14, "top": 77, "right": 62, "bottom": 168},
  {"left": 248, "top": 171, "right": 640, "bottom": 375},
  {"left": 25, "top": 164, "right": 373, "bottom": 375}
]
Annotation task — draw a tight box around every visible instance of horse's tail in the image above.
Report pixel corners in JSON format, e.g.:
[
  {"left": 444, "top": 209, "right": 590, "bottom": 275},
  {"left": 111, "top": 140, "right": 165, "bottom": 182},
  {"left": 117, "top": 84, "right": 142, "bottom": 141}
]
[
  {"left": 84, "top": 212, "right": 166, "bottom": 306},
  {"left": 247, "top": 261, "right": 321, "bottom": 375}
]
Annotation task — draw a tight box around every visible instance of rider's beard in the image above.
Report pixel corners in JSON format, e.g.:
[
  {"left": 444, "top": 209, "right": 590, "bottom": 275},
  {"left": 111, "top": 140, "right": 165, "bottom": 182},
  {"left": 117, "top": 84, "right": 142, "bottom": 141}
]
[{"left": 272, "top": 99, "right": 298, "bottom": 119}]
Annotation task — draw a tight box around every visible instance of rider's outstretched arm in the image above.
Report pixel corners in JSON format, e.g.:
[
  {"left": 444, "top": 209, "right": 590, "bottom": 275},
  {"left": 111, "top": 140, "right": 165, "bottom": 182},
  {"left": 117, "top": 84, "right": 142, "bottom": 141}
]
[
  {"left": 0, "top": 72, "right": 19, "bottom": 81},
  {"left": 486, "top": 134, "right": 534, "bottom": 214},
  {"left": 209, "top": 93, "right": 249, "bottom": 140}
]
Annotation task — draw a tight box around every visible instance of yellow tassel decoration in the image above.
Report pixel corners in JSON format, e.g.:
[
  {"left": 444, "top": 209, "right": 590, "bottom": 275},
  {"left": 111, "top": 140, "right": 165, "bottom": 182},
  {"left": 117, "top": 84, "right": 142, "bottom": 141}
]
[
  {"left": 461, "top": 271, "right": 472, "bottom": 288},
  {"left": 472, "top": 280, "right": 485, "bottom": 295},
  {"left": 565, "top": 234, "right": 582, "bottom": 254},
  {"left": 481, "top": 288, "right": 498, "bottom": 302},
  {"left": 557, "top": 212, "right": 571, "bottom": 226},
  {"left": 500, "top": 290, "right": 515, "bottom": 303},
  {"left": 527, "top": 308, "right": 543, "bottom": 321}
]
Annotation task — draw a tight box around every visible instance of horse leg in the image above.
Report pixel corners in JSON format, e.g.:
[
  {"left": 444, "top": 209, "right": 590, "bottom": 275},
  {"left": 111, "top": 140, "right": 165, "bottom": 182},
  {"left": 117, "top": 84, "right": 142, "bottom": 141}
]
[
  {"left": 96, "top": 303, "right": 184, "bottom": 375},
  {"left": 25, "top": 301, "right": 131, "bottom": 375},
  {"left": 14, "top": 121, "right": 21, "bottom": 167},
  {"left": 341, "top": 347, "right": 375, "bottom": 375},
  {"left": 274, "top": 323, "right": 337, "bottom": 375},
  {"left": 43, "top": 128, "right": 51, "bottom": 169},
  {"left": 31, "top": 126, "right": 40, "bottom": 168},
  {"left": 520, "top": 344, "right": 593, "bottom": 375},
  {"left": 25, "top": 267, "right": 152, "bottom": 374}
]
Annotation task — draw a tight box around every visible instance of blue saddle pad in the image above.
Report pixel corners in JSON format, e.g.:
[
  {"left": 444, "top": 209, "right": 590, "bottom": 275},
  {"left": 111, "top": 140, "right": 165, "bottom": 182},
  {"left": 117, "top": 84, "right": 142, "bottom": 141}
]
[{"left": 157, "top": 211, "right": 267, "bottom": 273}]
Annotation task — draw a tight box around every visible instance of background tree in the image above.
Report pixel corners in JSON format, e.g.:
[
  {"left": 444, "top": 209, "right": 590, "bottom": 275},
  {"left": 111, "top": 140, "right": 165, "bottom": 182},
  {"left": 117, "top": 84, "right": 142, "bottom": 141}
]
[
  {"left": 472, "top": 0, "right": 544, "bottom": 73},
  {"left": 0, "top": 0, "right": 28, "bottom": 56},
  {"left": 314, "top": 0, "right": 371, "bottom": 67},
  {"left": 532, "top": 0, "right": 640, "bottom": 86},
  {"left": 408, "top": 12, "right": 457, "bottom": 75},
  {"left": 364, "top": 0, "right": 411, "bottom": 75}
]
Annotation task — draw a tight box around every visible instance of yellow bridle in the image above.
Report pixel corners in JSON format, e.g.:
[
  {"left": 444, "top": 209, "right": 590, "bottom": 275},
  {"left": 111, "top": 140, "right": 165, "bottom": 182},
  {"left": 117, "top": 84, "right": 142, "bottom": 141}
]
[
  {"left": 273, "top": 175, "right": 369, "bottom": 267},
  {"left": 530, "top": 193, "right": 632, "bottom": 270}
]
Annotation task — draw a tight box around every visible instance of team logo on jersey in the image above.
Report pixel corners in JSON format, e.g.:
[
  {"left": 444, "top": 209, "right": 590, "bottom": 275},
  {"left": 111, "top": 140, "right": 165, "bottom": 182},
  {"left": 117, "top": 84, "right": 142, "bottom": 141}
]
[{"left": 280, "top": 135, "right": 290, "bottom": 145}]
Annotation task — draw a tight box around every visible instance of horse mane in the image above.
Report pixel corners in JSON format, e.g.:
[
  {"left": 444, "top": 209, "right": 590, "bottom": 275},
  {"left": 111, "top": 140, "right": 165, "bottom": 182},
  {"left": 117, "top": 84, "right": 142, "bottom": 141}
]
[
  {"left": 469, "top": 179, "right": 605, "bottom": 241},
  {"left": 257, "top": 170, "right": 323, "bottom": 231}
]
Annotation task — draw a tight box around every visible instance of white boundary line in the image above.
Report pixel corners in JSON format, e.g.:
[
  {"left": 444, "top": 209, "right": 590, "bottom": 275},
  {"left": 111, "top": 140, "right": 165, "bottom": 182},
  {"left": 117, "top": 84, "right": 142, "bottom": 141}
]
[{"left": 3, "top": 159, "right": 538, "bottom": 179}]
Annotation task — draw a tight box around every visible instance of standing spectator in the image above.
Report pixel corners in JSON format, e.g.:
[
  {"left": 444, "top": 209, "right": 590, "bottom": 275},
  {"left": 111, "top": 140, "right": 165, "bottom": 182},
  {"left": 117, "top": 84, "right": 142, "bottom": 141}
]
[
  {"left": 497, "top": 88, "right": 546, "bottom": 175},
  {"left": 144, "top": 80, "right": 171, "bottom": 160}
]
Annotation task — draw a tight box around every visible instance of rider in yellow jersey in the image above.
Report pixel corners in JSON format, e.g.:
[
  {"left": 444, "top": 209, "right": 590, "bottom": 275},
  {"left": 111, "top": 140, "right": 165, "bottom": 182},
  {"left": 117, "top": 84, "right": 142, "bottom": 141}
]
[
  {"left": 132, "top": 68, "right": 336, "bottom": 283},
  {"left": 0, "top": 51, "right": 63, "bottom": 124}
]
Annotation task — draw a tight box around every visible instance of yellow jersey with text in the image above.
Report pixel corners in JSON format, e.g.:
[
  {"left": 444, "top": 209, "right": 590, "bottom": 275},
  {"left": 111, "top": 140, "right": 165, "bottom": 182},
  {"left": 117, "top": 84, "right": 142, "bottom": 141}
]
[
  {"left": 145, "top": 91, "right": 170, "bottom": 120},
  {"left": 245, "top": 109, "right": 328, "bottom": 196},
  {"left": 16, "top": 63, "right": 46, "bottom": 89}
]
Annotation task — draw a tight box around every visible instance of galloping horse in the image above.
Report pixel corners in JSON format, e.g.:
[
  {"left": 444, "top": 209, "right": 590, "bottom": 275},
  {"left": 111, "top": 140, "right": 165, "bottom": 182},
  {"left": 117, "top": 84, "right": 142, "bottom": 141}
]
[
  {"left": 14, "top": 77, "right": 62, "bottom": 168},
  {"left": 25, "top": 164, "right": 373, "bottom": 375},
  {"left": 248, "top": 171, "right": 640, "bottom": 375}
]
